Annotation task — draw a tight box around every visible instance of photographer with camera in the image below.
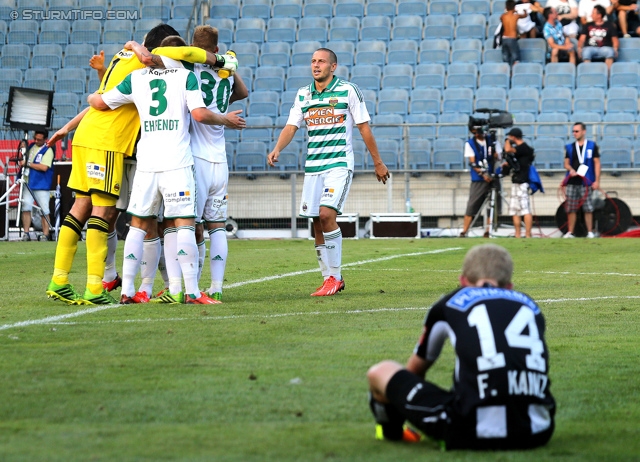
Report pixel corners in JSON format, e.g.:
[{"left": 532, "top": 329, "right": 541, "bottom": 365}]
[
  {"left": 460, "top": 125, "right": 501, "bottom": 238},
  {"left": 502, "top": 128, "right": 535, "bottom": 238}
]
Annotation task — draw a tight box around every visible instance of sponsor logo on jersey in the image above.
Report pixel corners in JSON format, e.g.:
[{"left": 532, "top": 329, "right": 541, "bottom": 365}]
[
  {"left": 164, "top": 190, "right": 193, "bottom": 203},
  {"left": 86, "top": 163, "right": 106, "bottom": 180},
  {"left": 305, "top": 106, "right": 345, "bottom": 126},
  {"left": 322, "top": 188, "right": 335, "bottom": 199}
]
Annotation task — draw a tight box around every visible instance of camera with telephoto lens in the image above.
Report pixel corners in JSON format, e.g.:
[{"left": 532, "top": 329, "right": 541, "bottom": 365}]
[
  {"left": 504, "top": 152, "right": 520, "bottom": 173},
  {"left": 468, "top": 109, "right": 514, "bottom": 133}
]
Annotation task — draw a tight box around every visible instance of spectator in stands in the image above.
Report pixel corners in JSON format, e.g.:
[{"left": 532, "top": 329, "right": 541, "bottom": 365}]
[
  {"left": 579, "top": 0, "right": 614, "bottom": 24},
  {"left": 578, "top": 4, "right": 619, "bottom": 71},
  {"left": 545, "top": 0, "right": 580, "bottom": 39},
  {"left": 502, "top": 128, "right": 535, "bottom": 238},
  {"left": 544, "top": 7, "right": 577, "bottom": 63},
  {"left": 20, "top": 130, "right": 54, "bottom": 241},
  {"left": 613, "top": 0, "right": 640, "bottom": 37},
  {"left": 501, "top": 0, "right": 528, "bottom": 65},
  {"left": 516, "top": 0, "right": 545, "bottom": 38},
  {"left": 562, "top": 122, "right": 601, "bottom": 238},
  {"left": 459, "top": 125, "right": 500, "bottom": 238}
]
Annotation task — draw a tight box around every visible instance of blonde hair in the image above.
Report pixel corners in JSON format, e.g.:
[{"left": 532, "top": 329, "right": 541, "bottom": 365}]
[
  {"left": 192, "top": 25, "right": 218, "bottom": 53},
  {"left": 462, "top": 244, "right": 513, "bottom": 288}
]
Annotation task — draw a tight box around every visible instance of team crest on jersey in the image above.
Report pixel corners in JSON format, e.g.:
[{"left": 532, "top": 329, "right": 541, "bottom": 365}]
[
  {"left": 114, "top": 183, "right": 120, "bottom": 192},
  {"left": 329, "top": 98, "right": 338, "bottom": 107},
  {"left": 302, "top": 202, "right": 308, "bottom": 212}
]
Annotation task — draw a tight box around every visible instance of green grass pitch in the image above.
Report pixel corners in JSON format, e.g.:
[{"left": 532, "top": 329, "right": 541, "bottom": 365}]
[{"left": 0, "top": 238, "right": 638, "bottom": 461}]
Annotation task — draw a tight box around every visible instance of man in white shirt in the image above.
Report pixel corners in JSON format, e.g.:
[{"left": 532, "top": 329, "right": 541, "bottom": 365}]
[{"left": 579, "top": 0, "right": 613, "bottom": 23}]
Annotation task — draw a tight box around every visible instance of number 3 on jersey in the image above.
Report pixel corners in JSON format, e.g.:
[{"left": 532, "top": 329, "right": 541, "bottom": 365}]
[
  {"left": 468, "top": 304, "right": 546, "bottom": 373},
  {"left": 149, "top": 79, "right": 167, "bottom": 116},
  {"left": 200, "top": 71, "right": 231, "bottom": 113}
]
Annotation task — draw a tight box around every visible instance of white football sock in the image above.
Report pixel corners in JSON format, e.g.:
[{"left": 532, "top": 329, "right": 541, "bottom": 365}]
[
  {"left": 163, "top": 227, "right": 183, "bottom": 294},
  {"left": 323, "top": 228, "right": 342, "bottom": 280},
  {"left": 139, "top": 237, "right": 161, "bottom": 296},
  {"left": 103, "top": 231, "right": 118, "bottom": 282},
  {"left": 176, "top": 225, "right": 199, "bottom": 296},
  {"left": 121, "top": 226, "right": 145, "bottom": 297},
  {"left": 315, "top": 244, "right": 329, "bottom": 280},
  {"left": 197, "top": 239, "right": 206, "bottom": 283},
  {"left": 208, "top": 227, "right": 227, "bottom": 294}
]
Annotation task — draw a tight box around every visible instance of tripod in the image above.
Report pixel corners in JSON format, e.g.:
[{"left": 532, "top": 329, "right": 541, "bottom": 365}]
[
  {"left": 0, "top": 132, "right": 54, "bottom": 240},
  {"left": 468, "top": 175, "right": 511, "bottom": 237}
]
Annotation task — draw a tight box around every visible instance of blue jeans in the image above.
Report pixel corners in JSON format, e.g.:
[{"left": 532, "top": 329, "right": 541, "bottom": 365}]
[{"left": 502, "top": 38, "right": 520, "bottom": 66}]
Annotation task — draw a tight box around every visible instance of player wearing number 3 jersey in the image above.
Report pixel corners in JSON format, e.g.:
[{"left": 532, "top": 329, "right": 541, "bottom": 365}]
[{"left": 368, "top": 244, "right": 555, "bottom": 450}]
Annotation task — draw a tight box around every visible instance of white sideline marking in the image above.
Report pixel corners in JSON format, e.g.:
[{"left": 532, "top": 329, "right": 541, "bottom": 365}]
[
  {"left": 1, "top": 247, "right": 463, "bottom": 331},
  {"left": 526, "top": 270, "right": 640, "bottom": 277},
  {"left": 36, "top": 295, "right": 640, "bottom": 327}
]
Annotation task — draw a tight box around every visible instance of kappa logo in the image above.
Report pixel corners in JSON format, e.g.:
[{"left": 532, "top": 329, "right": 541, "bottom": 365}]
[
  {"left": 212, "top": 254, "right": 224, "bottom": 261},
  {"left": 125, "top": 253, "right": 137, "bottom": 260}
]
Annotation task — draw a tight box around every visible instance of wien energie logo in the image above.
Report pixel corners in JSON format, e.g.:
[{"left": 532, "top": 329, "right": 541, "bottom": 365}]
[{"left": 305, "top": 107, "right": 345, "bottom": 126}]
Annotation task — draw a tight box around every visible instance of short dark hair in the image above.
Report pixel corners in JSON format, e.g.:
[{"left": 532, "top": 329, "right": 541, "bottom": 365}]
[
  {"left": 160, "top": 35, "right": 186, "bottom": 47},
  {"left": 573, "top": 122, "right": 586, "bottom": 131},
  {"left": 543, "top": 6, "right": 553, "bottom": 20},
  {"left": 316, "top": 47, "right": 338, "bottom": 65},
  {"left": 505, "top": 0, "right": 516, "bottom": 11},
  {"left": 144, "top": 24, "right": 180, "bottom": 51},
  {"left": 593, "top": 4, "right": 606, "bottom": 17},
  {"left": 34, "top": 130, "right": 48, "bottom": 138}
]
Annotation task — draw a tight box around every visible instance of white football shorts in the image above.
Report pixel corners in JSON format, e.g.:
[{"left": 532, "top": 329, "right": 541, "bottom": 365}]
[
  {"left": 299, "top": 167, "right": 353, "bottom": 217},
  {"left": 194, "top": 157, "right": 229, "bottom": 223},
  {"left": 127, "top": 166, "right": 196, "bottom": 219}
]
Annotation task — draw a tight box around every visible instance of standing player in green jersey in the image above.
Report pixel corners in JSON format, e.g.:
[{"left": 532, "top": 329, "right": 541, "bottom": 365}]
[{"left": 267, "top": 48, "right": 390, "bottom": 296}]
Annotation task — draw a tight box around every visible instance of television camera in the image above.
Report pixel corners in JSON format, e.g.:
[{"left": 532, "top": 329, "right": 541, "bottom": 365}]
[{"left": 468, "top": 108, "right": 514, "bottom": 134}]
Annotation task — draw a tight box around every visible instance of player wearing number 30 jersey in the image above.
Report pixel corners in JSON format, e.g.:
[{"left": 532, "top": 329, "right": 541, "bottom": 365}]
[{"left": 367, "top": 244, "right": 555, "bottom": 450}]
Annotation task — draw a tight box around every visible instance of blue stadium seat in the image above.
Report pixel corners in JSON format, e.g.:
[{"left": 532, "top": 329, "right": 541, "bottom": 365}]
[
  {"left": 7, "top": 29, "right": 37, "bottom": 47},
  {"left": 544, "top": 62, "right": 576, "bottom": 89},
  {"left": 460, "top": 0, "right": 491, "bottom": 17},
  {"left": 235, "top": 141, "right": 267, "bottom": 177},
  {"left": 507, "top": 87, "right": 539, "bottom": 114},
  {"left": 599, "top": 138, "right": 633, "bottom": 169},
  {"left": 406, "top": 138, "right": 432, "bottom": 170},
  {"left": 171, "top": 0, "right": 195, "bottom": 19},
  {"left": 387, "top": 39, "right": 419, "bottom": 66},
  {"left": 450, "top": 38, "right": 482, "bottom": 65},
  {"left": 475, "top": 86, "right": 507, "bottom": 111},
  {"left": 40, "top": 20, "right": 70, "bottom": 46},
  {"left": 248, "top": 91, "right": 279, "bottom": 118},
  {"left": 438, "top": 112, "right": 470, "bottom": 139},
  {"left": 617, "top": 37, "right": 640, "bottom": 61},
  {"left": 570, "top": 111, "right": 602, "bottom": 124},
  {"left": 355, "top": 40, "right": 386, "bottom": 66},
  {"left": 266, "top": 17, "right": 297, "bottom": 43},
  {"left": 230, "top": 42, "right": 260, "bottom": 69},
  {"left": 253, "top": 66, "right": 285, "bottom": 92},
  {"left": 0, "top": 0, "right": 14, "bottom": 21},
  {"left": 166, "top": 19, "right": 190, "bottom": 39},
  {"left": 53, "top": 92, "right": 81, "bottom": 118},
  {"left": 71, "top": 20, "right": 102, "bottom": 46},
  {"left": 240, "top": 0, "right": 271, "bottom": 19},
  {"left": 270, "top": 140, "right": 301, "bottom": 173},
  {"left": 429, "top": 0, "right": 459, "bottom": 15},
  {"left": 303, "top": 0, "right": 332, "bottom": 19},
  {"left": 31, "top": 44, "right": 63, "bottom": 70},
  {"left": 55, "top": 68, "right": 87, "bottom": 94},
  {"left": 235, "top": 67, "right": 254, "bottom": 91},
  {"left": 291, "top": 40, "right": 323, "bottom": 66},
  {"left": 370, "top": 140, "right": 400, "bottom": 169},
  {"left": 410, "top": 88, "right": 441, "bottom": 115},
  {"left": 77, "top": 0, "right": 107, "bottom": 15},
  {"left": 235, "top": 18, "right": 265, "bottom": 43},
  {"left": 102, "top": 19, "right": 134, "bottom": 44},
  {"left": 433, "top": 137, "right": 465, "bottom": 169},
  {"left": 352, "top": 139, "right": 367, "bottom": 171},
  {"left": 272, "top": 0, "right": 303, "bottom": 19},
  {"left": 0, "top": 19, "right": 5, "bottom": 44},
  {"left": 518, "top": 38, "right": 547, "bottom": 64},
  {"left": 260, "top": 42, "right": 291, "bottom": 67},
  {"left": 326, "top": 40, "right": 356, "bottom": 67},
  {"left": 278, "top": 90, "right": 297, "bottom": 116},
  {"left": 536, "top": 112, "right": 569, "bottom": 139},
  {"left": 211, "top": 0, "right": 239, "bottom": 20},
  {"left": 414, "top": 63, "right": 445, "bottom": 90},
  {"left": 140, "top": 4, "right": 170, "bottom": 21},
  {"left": 445, "top": 62, "right": 478, "bottom": 89},
  {"left": 533, "top": 138, "right": 565, "bottom": 169},
  {"left": 372, "top": 113, "right": 404, "bottom": 141},
  {"left": 377, "top": 89, "right": 409, "bottom": 115},
  {"left": 482, "top": 37, "right": 503, "bottom": 63},
  {"left": 98, "top": 44, "right": 124, "bottom": 63},
  {"left": 63, "top": 43, "right": 94, "bottom": 68},
  {"left": 0, "top": 44, "right": 30, "bottom": 69},
  {"left": 456, "top": 13, "right": 487, "bottom": 39},
  {"left": 540, "top": 87, "right": 572, "bottom": 115},
  {"left": 242, "top": 116, "right": 273, "bottom": 142},
  {"left": 335, "top": 0, "right": 365, "bottom": 17},
  {"left": 381, "top": 64, "right": 413, "bottom": 90},
  {"left": 133, "top": 19, "right": 163, "bottom": 43},
  {"left": 609, "top": 62, "right": 639, "bottom": 88},
  {"left": 492, "top": 0, "right": 506, "bottom": 13},
  {"left": 351, "top": 64, "right": 382, "bottom": 93},
  {"left": 24, "top": 68, "right": 54, "bottom": 92},
  {"left": 577, "top": 62, "right": 608, "bottom": 88},
  {"left": 361, "top": 15, "right": 391, "bottom": 43},
  {"left": 479, "top": 62, "right": 510, "bottom": 89},
  {"left": 335, "top": 65, "right": 350, "bottom": 80},
  {"left": 329, "top": 17, "right": 360, "bottom": 42},
  {"left": 297, "top": 18, "right": 328, "bottom": 44},
  {"left": 392, "top": 15, "right": 423, "bottom": 41},
  {"left": 0, "top": 68, "right": 22, "bottom": 93},
  {"left": 440, "top": 88, "right": 473, "bottom": 113},
  {"left": 573, "top": 87, "right": 605, "bottom": 115},
  {"left": 424, "top": 15, "right": 455, "bottom": 40},
  {"left": 511, "top": 62, "right": 543, "bottom": 89},
  {"left": 367, "top": 0, "right": 396, "bottom": 17},
  {"left": 405, "top": 113, "right": 437, "bottom": 140},
  {"left": 285, "top": 65, "right": 310, "bottom": 90},
  {"left": 398, "top": 0, "right": 427, "bottom": 16},
  {"left": 602, "top": 112, "right": 635, "bottom": 139},
  {"left": 510, "top": 111, "right": 535, "bottom": 139},
  {"left": 606, "top": 86, "right": 638, "bottom": 115},
  {"left": 9, "top": 18, "right": 38, "bottom": 34},
  {"left": 418, "top": 39, "right": 450, "bottom": 66},
  {"left": 206, "top": 18, "right": 234, "bottom": 45},
  {"left": 361, "top": 89, "right": 378, "bottom": 115}
]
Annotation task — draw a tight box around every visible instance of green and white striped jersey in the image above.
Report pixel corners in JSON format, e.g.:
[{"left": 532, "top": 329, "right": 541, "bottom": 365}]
[{"left": 286, "top": 76, "right": 370, "bottom": 175}]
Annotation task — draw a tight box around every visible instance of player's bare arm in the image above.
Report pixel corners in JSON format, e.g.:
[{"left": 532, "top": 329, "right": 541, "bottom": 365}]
[
  {"left": 406, "top": 353, "right": 431, "bottom": 378},
  {"left": 89, "top": 50, "right": 106, "bottom": 81},
  {"left": 87, "top": 93, "right": 110, "bottom": 111},
  {"left": 48, "top": 107, "right": 90, "bottom": 147},
  {"left": 267, "top": 125, "right": 298, "bottom": 167},
  {"left": 229, "top": 72, "right": 249, "bottom": 104},
  {"left": 191, "top": 108, "right": 246, "bottom": 129},
  {"left": 124, "top": 40, "right": 165, "bottom": 69},
  {"left": 358, "top": 122, "right": 390, "bottom": 184}
]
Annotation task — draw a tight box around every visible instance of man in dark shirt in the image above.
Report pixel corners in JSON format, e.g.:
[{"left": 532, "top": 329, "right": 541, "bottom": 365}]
[
  {"left": 367, "top": 244, "right": 556, "bottom": 450},
  {"left": 502, "top": 128, "right": 535, "bottom": 238},
  {"left": 578, "top": 4, "right": 619, "bottom": 71}
]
